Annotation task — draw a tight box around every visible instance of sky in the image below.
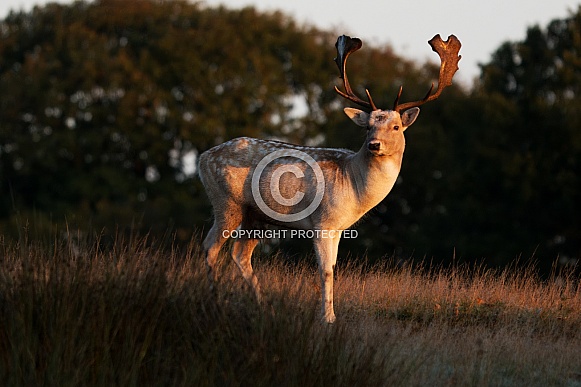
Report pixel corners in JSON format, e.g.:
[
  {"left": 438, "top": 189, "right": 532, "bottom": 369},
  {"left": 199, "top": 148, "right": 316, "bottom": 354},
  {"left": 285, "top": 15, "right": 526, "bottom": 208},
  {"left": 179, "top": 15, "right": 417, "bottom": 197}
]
[{"left": 1, "top": 0, "right": 580, "bottom": 85}]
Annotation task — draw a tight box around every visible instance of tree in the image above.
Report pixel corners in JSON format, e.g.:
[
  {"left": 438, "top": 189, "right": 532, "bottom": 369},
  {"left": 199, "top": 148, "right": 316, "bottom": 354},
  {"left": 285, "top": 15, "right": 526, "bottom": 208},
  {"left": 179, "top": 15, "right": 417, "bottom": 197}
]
[
  {"left": 1, "top": 0, "right": 453, "bottom": 256},
  {"left": 430, "top": 7, "right": 581, "bottom": 269},
  {"left": 0, "top": 0, "right": 339, "bottom": 238},
  {"left": 10, "top": 1, "right": 577, "bottom": 273}
]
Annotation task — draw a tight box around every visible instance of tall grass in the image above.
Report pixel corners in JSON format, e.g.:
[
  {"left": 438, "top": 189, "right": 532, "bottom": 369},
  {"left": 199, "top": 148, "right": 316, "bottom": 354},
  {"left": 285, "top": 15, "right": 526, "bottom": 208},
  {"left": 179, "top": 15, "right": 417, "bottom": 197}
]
[{"left": 0, "top": 232, "right": 579, "bottom": 386}]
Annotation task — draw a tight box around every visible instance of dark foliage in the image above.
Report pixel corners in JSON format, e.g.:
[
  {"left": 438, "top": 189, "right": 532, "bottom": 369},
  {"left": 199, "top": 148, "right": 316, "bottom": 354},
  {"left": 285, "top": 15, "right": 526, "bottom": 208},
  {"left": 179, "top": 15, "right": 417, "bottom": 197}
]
[{"left": 1, "top": 1, "right": 580, "bottom": 271}]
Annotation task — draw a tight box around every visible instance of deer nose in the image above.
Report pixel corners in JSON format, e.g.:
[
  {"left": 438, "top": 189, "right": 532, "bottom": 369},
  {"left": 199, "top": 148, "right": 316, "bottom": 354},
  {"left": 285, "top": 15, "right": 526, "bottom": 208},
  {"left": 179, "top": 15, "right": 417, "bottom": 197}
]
[{"left": 368, "top": 141, "right": 381, "bottom": 151}]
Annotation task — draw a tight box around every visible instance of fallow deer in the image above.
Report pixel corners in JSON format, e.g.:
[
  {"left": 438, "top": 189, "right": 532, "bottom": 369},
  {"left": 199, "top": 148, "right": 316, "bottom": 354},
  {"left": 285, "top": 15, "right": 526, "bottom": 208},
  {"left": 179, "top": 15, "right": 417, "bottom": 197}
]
[{"left": 198, "top": 34, "right": 461, "bottom": 323}]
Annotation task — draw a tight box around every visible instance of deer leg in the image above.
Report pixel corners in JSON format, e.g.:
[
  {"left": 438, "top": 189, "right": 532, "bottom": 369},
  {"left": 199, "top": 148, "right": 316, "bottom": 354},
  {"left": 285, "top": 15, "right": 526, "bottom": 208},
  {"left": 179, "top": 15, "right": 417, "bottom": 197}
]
[
  {"left": 231, "top": 236, "right": 262, "bottom": 303},
  {"left": 202, "top": 209, "right": 242, "bottom": 292},
  {"left": 313, "top": 233, "right": 341, "bottom": 323},
  {"left": 202, "top": 223, "right": 227, "bottom": 292}
]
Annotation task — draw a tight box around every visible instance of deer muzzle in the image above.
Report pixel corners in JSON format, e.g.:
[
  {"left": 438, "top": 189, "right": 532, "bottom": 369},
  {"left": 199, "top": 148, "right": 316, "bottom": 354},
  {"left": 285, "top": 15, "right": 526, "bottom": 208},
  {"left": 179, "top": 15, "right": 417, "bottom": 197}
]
[{"left": 368, "top": 141, "right": 381, "bottom": 152}]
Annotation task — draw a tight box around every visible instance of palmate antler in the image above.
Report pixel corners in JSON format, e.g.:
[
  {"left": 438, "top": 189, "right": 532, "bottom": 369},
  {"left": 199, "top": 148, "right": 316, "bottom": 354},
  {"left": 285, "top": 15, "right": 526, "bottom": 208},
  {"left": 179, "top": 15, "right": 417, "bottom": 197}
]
[
  {"left": 334, "top": 35, "right": 378, "bottom": 111},
  {"left": 334, "top": 34, "right": 462, "bottom": 113},
  {"left": 393, "top": 34, "right": 462, "bottom": 112}
]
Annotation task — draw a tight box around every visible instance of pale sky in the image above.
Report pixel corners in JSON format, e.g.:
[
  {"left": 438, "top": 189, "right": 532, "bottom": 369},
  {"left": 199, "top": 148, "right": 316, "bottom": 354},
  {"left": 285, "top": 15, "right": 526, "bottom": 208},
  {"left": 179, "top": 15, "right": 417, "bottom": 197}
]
[{"left": 1, "top": 0, "right": 580, "bottom": 85}]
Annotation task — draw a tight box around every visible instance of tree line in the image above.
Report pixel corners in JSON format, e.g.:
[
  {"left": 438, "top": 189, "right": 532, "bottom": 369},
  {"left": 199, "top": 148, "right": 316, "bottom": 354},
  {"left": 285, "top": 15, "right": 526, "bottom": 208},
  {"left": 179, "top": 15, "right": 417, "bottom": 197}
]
[{"left": 1, "top": 0, "right": 580, "bottom": 271}]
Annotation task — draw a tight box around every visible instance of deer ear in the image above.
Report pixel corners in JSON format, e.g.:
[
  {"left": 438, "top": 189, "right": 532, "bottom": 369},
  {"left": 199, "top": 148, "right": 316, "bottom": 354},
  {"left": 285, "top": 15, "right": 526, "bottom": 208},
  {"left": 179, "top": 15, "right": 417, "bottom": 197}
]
[
  {"left": 401, "top": 107, "right": 420, "bottom": 130},
  {"left": 344, "top": 108, "right": 369, "bottom": 127}
]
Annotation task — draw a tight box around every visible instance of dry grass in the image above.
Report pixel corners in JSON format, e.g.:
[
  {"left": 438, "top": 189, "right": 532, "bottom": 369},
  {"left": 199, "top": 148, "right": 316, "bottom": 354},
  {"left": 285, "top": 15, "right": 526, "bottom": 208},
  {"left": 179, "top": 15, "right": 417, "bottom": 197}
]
[{"left": 0, "top": 232, "right": 580, "bottom": 386}]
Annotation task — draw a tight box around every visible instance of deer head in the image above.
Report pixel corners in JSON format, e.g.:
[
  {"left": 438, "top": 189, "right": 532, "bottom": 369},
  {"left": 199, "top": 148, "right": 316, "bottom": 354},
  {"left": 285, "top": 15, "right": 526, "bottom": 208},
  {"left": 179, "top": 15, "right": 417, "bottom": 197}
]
[{"left": 335, "top": 34, "right": 461, "bottom": 156}]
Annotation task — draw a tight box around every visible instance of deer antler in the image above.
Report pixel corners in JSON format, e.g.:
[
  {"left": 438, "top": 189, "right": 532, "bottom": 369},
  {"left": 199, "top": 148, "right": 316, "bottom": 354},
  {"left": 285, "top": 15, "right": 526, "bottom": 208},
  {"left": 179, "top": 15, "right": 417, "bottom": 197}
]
[
  {"left": 334, "top": 35, "right": 378, "bottom": 111},
  {"left": 393, "top": 34, "right": 461, "bottom": 112}
]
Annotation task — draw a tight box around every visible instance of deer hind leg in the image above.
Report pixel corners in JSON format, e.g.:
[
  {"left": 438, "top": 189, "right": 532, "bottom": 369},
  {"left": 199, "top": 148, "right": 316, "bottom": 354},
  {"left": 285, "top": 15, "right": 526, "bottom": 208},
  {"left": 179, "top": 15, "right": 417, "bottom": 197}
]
[
  {"left": 231, "top": 235, "right": 262, "bottom": 303},
  {"left": 313, "top": 234, "right": 341, "bottom": 323},
  {"left": 202, "top": 207, "right": 242, "bottom": 292}
]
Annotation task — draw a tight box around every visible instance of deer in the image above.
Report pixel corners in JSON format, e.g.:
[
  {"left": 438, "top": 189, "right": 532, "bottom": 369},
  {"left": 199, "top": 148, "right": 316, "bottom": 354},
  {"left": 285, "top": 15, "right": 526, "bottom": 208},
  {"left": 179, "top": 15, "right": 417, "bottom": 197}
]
[{"left": 198, "top": 34, "right": 461, "bottom": 323}]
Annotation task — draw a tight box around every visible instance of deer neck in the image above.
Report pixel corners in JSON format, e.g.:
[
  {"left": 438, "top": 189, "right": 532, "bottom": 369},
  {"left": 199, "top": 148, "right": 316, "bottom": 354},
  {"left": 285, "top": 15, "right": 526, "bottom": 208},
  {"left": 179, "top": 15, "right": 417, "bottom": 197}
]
[{"left": 346, "top": 144, "right": 404, "bottom": 210}]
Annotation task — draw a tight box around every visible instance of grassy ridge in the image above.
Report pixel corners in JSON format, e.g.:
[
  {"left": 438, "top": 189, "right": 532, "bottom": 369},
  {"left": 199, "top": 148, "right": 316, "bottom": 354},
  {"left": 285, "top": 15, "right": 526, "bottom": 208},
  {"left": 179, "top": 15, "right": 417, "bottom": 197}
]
[{"left": 0, "top": 234, "right": 580, "bottom": 386}]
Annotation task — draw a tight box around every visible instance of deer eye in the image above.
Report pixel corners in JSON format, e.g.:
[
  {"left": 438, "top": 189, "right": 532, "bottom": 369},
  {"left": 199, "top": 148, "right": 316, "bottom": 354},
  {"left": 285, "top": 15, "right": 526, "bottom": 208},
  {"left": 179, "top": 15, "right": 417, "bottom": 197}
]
[{"left": 393, "top": 125, "right": 400, "bottom": 131}]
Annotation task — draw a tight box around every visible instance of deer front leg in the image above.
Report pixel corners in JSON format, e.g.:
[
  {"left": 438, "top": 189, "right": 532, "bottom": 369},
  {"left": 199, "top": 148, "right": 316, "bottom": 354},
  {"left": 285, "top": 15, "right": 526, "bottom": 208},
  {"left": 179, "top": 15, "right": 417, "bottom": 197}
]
[{"left": 313, "top": 233, "right": 341, "bottom": 323}]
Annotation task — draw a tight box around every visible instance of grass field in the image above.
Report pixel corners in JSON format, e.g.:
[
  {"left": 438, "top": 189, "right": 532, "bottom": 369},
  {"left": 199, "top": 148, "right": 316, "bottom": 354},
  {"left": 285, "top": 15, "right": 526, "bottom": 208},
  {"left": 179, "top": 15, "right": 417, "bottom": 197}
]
[{"left": 0, "top": 232, "right": 580, "bottom": 386}]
